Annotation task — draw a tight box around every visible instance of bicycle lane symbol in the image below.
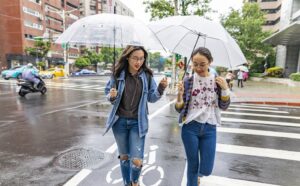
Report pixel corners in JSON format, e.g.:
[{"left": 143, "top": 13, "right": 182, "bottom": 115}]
[{"left": 106, "top": 145, "right": 165, "bottom": 186}]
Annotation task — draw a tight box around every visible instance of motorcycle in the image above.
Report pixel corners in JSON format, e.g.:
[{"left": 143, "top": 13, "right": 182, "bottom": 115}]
[{"left": 17, "top": 76, "right": 47, "bottom": 97}]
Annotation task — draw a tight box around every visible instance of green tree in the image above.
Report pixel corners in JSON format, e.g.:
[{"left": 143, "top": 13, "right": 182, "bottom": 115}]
[
  {"left": 25, "top": 38, "right": 51, "bottom": 59},
  {"left": 98, "top": 47, "right": 122, "bottom": 68},
  {"left": 75, "top": 57, "right": 91, "bottom": 69},
  {"left": 148, "top": 52, "right": 161, "bottom": 68},
  {"left": 143, "top": 0, "right": 213, "bottom": 20},
  {"left": 81, "top": 49, "right": 102, "bottom": 69},
  {"left": 221, "top": 3, "right": 275, "bottom": 72}
]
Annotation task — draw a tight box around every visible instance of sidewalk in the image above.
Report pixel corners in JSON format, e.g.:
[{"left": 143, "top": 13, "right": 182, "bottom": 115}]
[{"left": 230, "top": 80, "right": 300, "bottom": 106}]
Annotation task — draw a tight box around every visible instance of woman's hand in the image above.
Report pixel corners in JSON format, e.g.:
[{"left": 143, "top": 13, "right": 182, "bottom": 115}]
[
  {"left": 177, "top": 81, "right": 184, "bottom": 96},
  {"left": 159, "top": 77, "right": 168, "bottom": 89},
  {"left": 109, "top": 88, "right": 117, "bottom": 99},
  {"left": 216, "top": 76, "right": 229, "bottom": 90}
]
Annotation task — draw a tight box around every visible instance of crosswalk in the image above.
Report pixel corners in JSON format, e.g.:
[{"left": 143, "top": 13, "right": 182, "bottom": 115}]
[
  {"left": 0, "top": 79, "right": 107, "bottom": 92},
  {"left": 66, "top": 102, "right": 300, "bottom": 186},
  {"left": 195, "top": 103, "right": 300, "bottom": 186}
]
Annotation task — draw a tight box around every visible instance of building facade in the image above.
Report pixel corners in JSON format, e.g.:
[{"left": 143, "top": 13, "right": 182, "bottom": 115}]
[
  {"left": 79, "top": 0, "right": 133, "bottom": 18},
  {"left": 0, "top": 0, "right": 80, "bottom": 70},
  {"left": 264, "top": 0, "right": 300, "bottom": 76},
  {"left": 247, "top": 0, "right": 282, "bottom": 32}
]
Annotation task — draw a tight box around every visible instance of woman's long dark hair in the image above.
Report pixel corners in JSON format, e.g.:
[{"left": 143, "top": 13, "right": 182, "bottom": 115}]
[{"left": 113, "top": 45, "right": 153, "bottom": 78}]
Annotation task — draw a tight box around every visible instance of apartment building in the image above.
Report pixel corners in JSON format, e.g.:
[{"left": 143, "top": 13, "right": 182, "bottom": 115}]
[
  {"left": 264, "top": 0, "right": 300, "bottom": 76},
  {"left": 79, "top": 0, "right": 133, "bottom": 18},
  {"left": 0, "top": 0, "right": 80, "bottom": 70},
  {"left": 247, "top": 0, "right": 282, "bottom": 32}
]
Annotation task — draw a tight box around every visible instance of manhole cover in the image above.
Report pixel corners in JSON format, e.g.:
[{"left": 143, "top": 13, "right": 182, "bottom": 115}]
[{"left": 54, "top": 148, "right": 106, "bottom": 170}]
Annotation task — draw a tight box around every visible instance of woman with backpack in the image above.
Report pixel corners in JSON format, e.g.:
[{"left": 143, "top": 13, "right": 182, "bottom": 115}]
[{"left": 104, "top": 45, "right": 168, "bottom": 186}]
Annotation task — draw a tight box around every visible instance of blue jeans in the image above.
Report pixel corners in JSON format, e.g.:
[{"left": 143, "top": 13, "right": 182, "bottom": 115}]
[
  {"left": 181, "top": 120, "right": 216, "bottom": 186},
  {"left": 112, "top": 117, "right": 145, "bottom": 185}
]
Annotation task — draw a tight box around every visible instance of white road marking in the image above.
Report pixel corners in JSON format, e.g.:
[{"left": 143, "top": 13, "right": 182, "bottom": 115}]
[
  {"left": 217, "top": 143, "right": 300, "bottom": 161},
  {"left": 63, "top": 169, "right": 92, "bottom": 186},
  {"left": 39, "top": 101, "right": 101, "bottom": 116},
  {"left": 218, "top": 127, "right": 300, "bottom": 139},
  {"left": 201, "top": 175, "right": 280, "bottom": 186},
  {"left": 222, "top": 111, "right": 300, "bottom": 120},
  {"left": 228, "top": 108, "right": 289, "bottom": 114},
  {"left": 229, "top": 104, "right": 279, "bottom": 110},
  {"left": 222, "top": 117, "right": 300, "bottom": 127}
]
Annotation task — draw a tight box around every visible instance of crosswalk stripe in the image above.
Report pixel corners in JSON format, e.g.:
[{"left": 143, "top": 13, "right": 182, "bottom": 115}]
[
  {"left": 229, "top": 104, "right": 279, "bottom": 110},
  {"left": 221, "top": 117, "right": 300, "bottom": 127},
  {"left": 228, "top": 108, "right": 288, "bottom": 114},
  {"left": 217, "top": 143, "right": 300, "bottom": 161},
  {"left": 222, "top": 111, "right": 300, "bottom": 120},
  {"left": 218, "top": 127, "right": 300, "bottom": 139},
  {"left": 200, "top": 175, "right": 280, "bottom": 186}
]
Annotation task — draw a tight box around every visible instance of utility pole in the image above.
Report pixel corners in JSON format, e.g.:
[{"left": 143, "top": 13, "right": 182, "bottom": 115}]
[{"left": 169, "top": 0, "right": 179, "bottom": 94}]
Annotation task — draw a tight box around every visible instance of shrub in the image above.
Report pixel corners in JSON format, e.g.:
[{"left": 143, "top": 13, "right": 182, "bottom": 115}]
[
  {"left": 266, "top": 66, "right": 283, "bottom": 78},
  {"left": 249, "top": 72, "right": 263, "bottom": 77},
  {"left": 289, "top": 73, "right": 300, "bottom": 81}
]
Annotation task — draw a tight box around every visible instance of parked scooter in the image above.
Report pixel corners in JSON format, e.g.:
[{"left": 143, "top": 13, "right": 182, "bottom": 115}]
[{"left": 17, "top": 76, "right": 47, "bottom": 97}]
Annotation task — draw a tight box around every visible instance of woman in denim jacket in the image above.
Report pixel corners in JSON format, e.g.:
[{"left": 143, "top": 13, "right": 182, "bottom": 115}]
[
  {"left": 175, "top": 47, "right": 230, "bottom": 186},
  {"left": 104, "top": 45, "right": 168, "bottom": 186}
]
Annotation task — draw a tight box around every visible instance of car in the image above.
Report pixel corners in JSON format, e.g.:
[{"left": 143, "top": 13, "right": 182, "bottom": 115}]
[
  {"left": 164, "top": 70, "right": 172, "bottom": 77},
  {"left": 39, "top": 68, "right": 65, "bottom": 79},
  {"left": 71, "top": 69, "right": 97, "bottom": 76},
  {"left": 1, "top": 66, "right": 26, "bottom": 80}
]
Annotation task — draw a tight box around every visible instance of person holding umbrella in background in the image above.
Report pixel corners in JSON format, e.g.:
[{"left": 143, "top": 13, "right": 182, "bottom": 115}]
[
  {"left": 175, "top": 47, "right": 230, "bottom": 186},
  {"left": 104, "top": 45, "right": 168, "bottom": 186}
]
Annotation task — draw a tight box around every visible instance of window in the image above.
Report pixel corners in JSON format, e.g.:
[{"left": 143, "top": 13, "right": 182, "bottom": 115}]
[
  {"left": 24, "top": 34, "right": 35, "bottom": 40},
  {"left": 23, "top": 6, "right": 40, "bottom": 17},
  {"left": 28, "top": 0, "right": 41, "bottom": 5},
  {"left": 24, "top": 20, "right": 43, "bottom": 30},
  {"left": 264, "top": 17, "right": 280, "bottom": 25}
]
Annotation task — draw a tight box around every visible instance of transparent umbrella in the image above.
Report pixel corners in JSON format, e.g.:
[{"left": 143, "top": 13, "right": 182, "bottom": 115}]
[
  {"left": 55, "top": 13, "right": 165, "bottom": 78},
  {"left": 148, "top": 16, "right": 247, "bottom": 69}
]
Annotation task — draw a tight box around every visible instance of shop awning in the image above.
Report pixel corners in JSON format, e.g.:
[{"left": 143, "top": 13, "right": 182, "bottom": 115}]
[{"left": 263, "top": 21, "right": 300, "bottom": 46}]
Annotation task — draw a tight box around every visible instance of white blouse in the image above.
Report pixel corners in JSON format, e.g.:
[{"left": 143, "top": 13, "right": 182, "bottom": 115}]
[{"left": 185, "top": 73, "right": 229, "bottom": 126}]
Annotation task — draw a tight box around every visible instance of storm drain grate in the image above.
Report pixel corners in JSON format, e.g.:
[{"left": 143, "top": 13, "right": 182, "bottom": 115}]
[{"left": 54, "top": 148, "right": 106, "bottom": 170}]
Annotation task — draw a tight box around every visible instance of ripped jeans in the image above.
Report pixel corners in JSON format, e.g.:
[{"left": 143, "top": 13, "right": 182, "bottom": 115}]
[{"left": 112, "top": 117, "right": 145, "bottom": 186}]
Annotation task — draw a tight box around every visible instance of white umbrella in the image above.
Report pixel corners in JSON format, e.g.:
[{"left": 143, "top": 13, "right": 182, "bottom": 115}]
[{"left": 148, "top": 15, "right": 247, "bottom": 68}]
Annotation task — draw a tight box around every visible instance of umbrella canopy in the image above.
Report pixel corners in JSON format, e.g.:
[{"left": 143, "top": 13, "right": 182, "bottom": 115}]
[
  {"left": 148, "top": 16, "right": 247, "bottom": 68},
  {"left": 55, "top": 13, "right": 164, "bottom": 50}
]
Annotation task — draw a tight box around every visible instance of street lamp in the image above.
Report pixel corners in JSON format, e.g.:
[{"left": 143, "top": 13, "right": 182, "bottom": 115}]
[{"left": 45, "top": 7, "right": 78, "bottom": 76}]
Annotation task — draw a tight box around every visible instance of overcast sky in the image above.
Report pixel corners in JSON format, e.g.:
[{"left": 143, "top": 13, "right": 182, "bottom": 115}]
[{"left": 119, "top": 0, "right": 244, "bottom": 23}]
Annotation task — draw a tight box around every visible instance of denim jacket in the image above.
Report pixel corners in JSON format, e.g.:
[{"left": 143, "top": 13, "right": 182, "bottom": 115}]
[{"left": 104, "top": 70, "right": 162, "bottom": 137}]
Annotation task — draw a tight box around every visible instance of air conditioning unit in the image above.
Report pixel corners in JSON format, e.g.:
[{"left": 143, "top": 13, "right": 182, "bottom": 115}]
[{"left": 38, "top": 15, "right": 44, "bottom": 21}]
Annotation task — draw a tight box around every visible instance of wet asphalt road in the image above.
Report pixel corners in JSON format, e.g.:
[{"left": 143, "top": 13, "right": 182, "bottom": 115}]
[{"left": 0, "top": 77, "right": 300, "bottom": 186}]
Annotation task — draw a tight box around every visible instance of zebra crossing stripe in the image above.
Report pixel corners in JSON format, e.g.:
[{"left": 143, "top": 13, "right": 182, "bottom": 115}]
[
  {"left": 228, "top": 108, "right": 288, "bottom": 114},
  {"left": 218, "top": 127, "right": 300, "bottom": 139},
  {"left": 217, "top": 143, "right": 300, "bottom": 161},
  {"left": 230, "top": 104, "right": 279, "bottom": 110},
  {"left": 221, "top": 117, "right": 300, "bottom": 127},
  {"left": 181, "top": 163, "right": 280, "bottom": 186},
  {"left": 200, "top": 175, "right": 280, "bottom": 186},
  {"left": 222, "top": 111, "right": 300, "bottom": 120}
]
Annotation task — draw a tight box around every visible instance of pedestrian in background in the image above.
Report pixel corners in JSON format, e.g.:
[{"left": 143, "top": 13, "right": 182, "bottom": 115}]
[
  {"left": 175, "top": 47, "right": 230, "bottom": 186},
  {"left": 237, "top": 69, "right": 244, "bottom": 88},
  {"left": 104, "top": 45, "right": 168, "bottom": 186},
  {"left": 225, "top": 70, "right": 235, "bottom": 91}
]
